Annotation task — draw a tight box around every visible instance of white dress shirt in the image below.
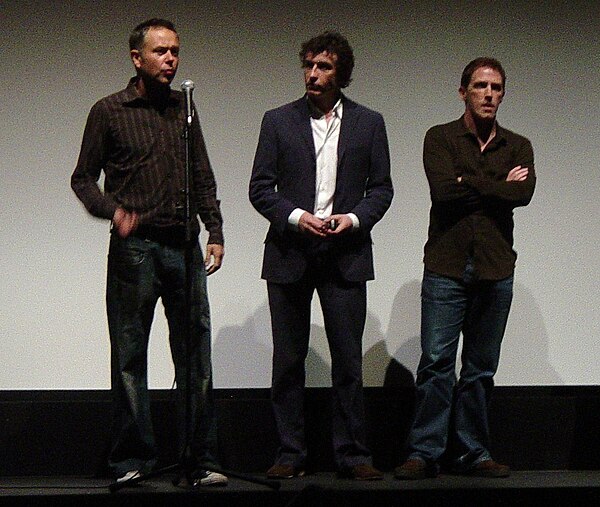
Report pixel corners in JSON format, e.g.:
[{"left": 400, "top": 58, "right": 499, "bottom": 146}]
[{"left": 289, "top": 98, "right": 359, "bottom": 229}]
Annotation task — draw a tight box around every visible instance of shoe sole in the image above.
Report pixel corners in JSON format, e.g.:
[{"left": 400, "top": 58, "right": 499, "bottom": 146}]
[
  {"left": 267, "top": 470, "right": 306, "bottom": 479},
  {"left": 196, "top": 480, "right": 228, "bottom": 486},
  {"left": 353, "top": 475, "right": 384, "bottom": 481},
  {"left": 116, "top": 471, "right": 141, "bottom": 484}
]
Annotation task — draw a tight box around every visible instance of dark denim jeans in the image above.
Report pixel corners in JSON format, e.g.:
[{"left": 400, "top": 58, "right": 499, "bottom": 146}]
[
  {"left": 407, "top": 261, "right": 513, "bottom": 471},
  {"left": 106, "top": 233, "right": 217, "bottom": 476}
]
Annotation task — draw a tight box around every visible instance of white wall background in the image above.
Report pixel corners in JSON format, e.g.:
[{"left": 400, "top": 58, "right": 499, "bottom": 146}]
[{"left": 1, "top": 0, "right": 598, "bottom": 389}]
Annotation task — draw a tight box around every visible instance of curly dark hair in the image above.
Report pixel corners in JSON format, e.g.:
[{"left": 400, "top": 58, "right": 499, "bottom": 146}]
[
  {"left": 129, "top": 18, "right": 177, "bottom": 51},
  {"left": 461, "top": 57, "right": 506, "bottom": 90},
  {"left": 299, "top": 31, "right": 354, "bottom": 88}
]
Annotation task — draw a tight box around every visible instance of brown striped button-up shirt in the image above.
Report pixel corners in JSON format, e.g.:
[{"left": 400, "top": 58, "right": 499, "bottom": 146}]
[{"left": 71, "top": 77, "right": 223, "bottom": 245}]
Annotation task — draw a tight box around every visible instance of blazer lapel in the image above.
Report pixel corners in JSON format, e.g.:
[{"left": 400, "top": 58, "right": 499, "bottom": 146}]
[
  {"left": 338, "top": 97, "right": 359, "bottom": 168},
  {"left": 293, "top": 98, "right": 316, "bottom": 161}
]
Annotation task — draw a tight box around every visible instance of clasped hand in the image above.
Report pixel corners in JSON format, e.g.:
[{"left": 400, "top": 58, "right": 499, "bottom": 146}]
[{"left": 298, "top": 212, "right": 352, "bottom": 238}]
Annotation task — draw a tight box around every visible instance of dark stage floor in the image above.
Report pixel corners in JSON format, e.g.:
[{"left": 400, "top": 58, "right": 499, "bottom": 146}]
[{"left": 2, "top": 471, "right": 600, "bottom": 506}]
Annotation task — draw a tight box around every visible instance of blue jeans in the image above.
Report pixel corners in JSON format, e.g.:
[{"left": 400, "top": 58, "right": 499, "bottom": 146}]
[
  {"left": 407, "top": 262, "right": 513, "bottom": 471},
  {"left": 106, "top": 232, "right": 218, "bottom": 476}
]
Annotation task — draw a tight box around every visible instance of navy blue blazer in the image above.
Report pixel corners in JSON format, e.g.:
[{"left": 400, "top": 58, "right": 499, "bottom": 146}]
[{"left": 249, "top": 95, "right": 393, "bottom": 283}]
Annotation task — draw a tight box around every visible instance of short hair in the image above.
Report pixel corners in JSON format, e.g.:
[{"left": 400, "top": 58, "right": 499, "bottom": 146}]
[
  {"left": 129, "top": 18, "right": 177, "bottom": 51},
  {"left": 460, "top": 57, "right": 506, "bottom": 89},
  {"left": 299, "top": 31, "right": 355, "bottom": 89}
]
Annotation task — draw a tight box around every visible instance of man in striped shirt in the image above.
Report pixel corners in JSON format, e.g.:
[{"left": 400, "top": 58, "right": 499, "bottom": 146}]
[{"left": 71, "top": 18, "right": 226, "bottom": 487}]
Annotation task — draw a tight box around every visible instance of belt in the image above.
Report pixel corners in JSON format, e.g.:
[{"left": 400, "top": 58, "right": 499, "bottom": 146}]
[{"left": 129, "top": 225, "right": 187, "bottom": 247}]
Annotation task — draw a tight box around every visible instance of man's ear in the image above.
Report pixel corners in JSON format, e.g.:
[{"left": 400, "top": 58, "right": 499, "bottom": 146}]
[
  {"left": 458, "top": 86, "right": 466, "bottom": 102},
  {"left": 131, "top": 49, "right": 142, "bottom": 70}
]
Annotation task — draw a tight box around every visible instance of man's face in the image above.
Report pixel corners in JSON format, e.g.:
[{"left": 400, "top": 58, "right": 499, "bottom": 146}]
[
  {"left": 131, "top": 27, "right": 179, "bottom": 86},
  {"left": 460, "top": 66, "right": 504, "bottom": 122},
  {"left": 303, "top": 51, "right": 339, "bottom": 102}
]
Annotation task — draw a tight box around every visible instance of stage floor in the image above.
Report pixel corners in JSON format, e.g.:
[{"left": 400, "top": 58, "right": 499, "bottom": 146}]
[{"left": 1, "top": 470, "right": 600, "bottom": 506}]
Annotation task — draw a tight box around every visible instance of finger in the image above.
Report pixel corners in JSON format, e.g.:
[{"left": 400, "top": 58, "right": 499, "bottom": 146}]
[
  {"left": 507, "top": 167, "right": 529, "bottom": 181},
  {"left": 330, "top": 222, "right": 350, "bottom": 235},
  {"left": 206, "top": 256, "right": 222, "bottom": 275},
  {"left": 305, "top": 221, "right": 326, "bottom": 237},
  {"left": 129, "top": 215, "right": 139, "bottom": 233},
  {"left": 515, "top": 168, "right": 529, "bottom": 179},
  {"left": 204, "top": 250, "right": 218, "bottom": 268},
  {"left": 117, "top": 222, "right": 131, "bottom": 238},
  {"left": 125, "top": 215, "right": 136, "bottom": 232},
  {"left": 211, "top": 252, "right": 224, "bottom": 267},
  {"left": 204, "top": 253, "right": 215, "bottom": 274}
]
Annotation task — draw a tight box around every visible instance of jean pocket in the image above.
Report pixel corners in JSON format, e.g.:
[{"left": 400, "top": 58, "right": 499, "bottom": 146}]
[{"left": 108, "top": 238, "right": 148, "bottom": 283}]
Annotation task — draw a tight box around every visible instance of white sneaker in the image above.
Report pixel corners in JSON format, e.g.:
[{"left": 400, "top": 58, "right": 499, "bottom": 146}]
[
  {"left": 193, "top": 470, "right": 228, "bottom": 487},
  {"left": 116, "top": 470, "right": 141, "bottom": 483}
]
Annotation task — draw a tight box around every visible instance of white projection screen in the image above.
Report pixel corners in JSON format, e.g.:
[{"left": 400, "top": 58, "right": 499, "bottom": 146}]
[{"left": 1, "top": 0, "right": 598, "bottom": 389}]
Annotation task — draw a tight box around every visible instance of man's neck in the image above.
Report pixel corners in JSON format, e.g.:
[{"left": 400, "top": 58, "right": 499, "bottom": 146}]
[
  {"left": 309, "top": 92, "right": 341, "bottom": 116},
  {"left": 135, "top": 76, "right": 170, "bottom": 103},
  {"left": 463, "top": 111, "right": 496, "bottom": 150}
]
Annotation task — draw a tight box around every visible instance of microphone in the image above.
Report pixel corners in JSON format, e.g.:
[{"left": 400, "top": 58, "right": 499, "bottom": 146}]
[{"left": 181, "top": 79, "right": 195, "bottom": 126}]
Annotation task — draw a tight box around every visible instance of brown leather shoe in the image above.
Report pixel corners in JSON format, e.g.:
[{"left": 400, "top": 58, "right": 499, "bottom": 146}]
[
  {"left": 466, "top": 459, "right": 510, "bottom": 478},
  {"left": 340, "top": 464, "right": 384, "bottom": 481},
  {"left": 394, "top": 458, "right": 437, "bottom": 480},
  {"left": 266, "top": 463, "right": 305, "bottom": 479}
]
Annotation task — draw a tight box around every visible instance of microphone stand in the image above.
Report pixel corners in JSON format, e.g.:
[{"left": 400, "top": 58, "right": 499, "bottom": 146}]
[{"left": 109, "top": 82, "right": 279, "bottom": 493}]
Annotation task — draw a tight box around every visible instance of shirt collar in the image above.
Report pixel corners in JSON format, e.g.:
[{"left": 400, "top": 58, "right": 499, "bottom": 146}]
[
  {"left": 122, "top": 76, "right": 179, "bottom": 106},
  {"left": 306, "top": 95, "right": 343, "bottom": 120},
  {"left": 457, "top": 115, "right": 507, "bottom": 145}
]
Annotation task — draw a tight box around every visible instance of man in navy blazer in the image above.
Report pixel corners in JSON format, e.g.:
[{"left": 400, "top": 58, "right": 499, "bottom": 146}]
[{"left": 249, "top": 32, "right": 393, "bottom": 480}]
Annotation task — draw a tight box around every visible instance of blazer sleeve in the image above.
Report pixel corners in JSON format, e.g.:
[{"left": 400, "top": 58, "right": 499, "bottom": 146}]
[
  {"left": 249, "top": 111, "right": 300, "bottom": 235},
  {"left": 349, "top": 113, "right": 394, "bottom": 233}
]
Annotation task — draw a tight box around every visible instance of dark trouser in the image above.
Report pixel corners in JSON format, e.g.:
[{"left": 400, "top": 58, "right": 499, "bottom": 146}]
[
  {"left": 267, "top": 259, "right": 372, "bottom": 470},
  {"left": 106, "top": 232, "right": 218, "bottom": 477},
  {"left": 407, "top": 260, "right": 514, "bottom": 471}
]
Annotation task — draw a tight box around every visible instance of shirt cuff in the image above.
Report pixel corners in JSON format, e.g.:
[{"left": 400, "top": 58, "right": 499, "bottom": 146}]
[
  {"left": 347, "top": 213, "right": 360, "bottom": 230},
  {"left": 288, "top": 208, "right": 305, "bottom": 229}
]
